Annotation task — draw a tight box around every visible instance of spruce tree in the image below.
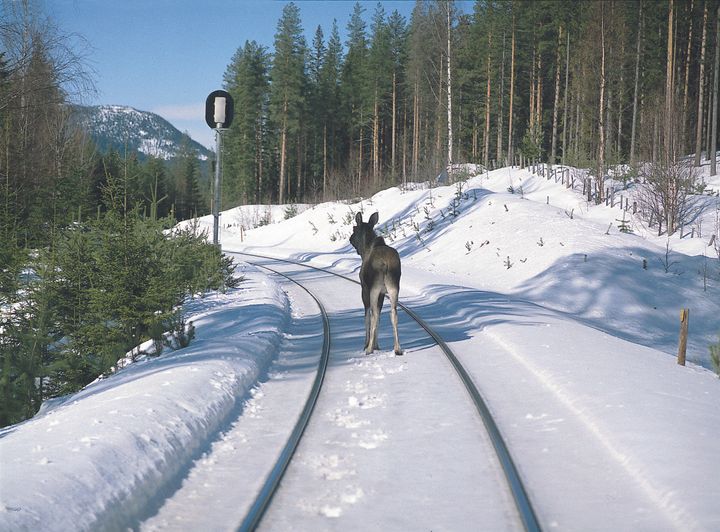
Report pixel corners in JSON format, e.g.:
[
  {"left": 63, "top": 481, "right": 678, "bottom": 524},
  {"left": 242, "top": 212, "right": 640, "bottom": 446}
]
[
  {"left": 224, "top": 40, "right": 271, "bottom": 205},
  {"left": 308, "top": 25, "right": 327, "bottom": 185},
  {"left": 387, "top": 10, "right": 408, "bottom": 179},
  {"left": 318, "top": 20, "right": 344, "bottom": 197},
  {"left": 172, "top": 140, "right": 204, "bottom": 221},
  {"left": 368, "top": 3, "right": 392, "bottom": 184},
  {"left": 342, "top": 2, "right": 371, "bottom": 191},
  {"left": 269, "top": 2, "right": 307, "bottom": 203}
]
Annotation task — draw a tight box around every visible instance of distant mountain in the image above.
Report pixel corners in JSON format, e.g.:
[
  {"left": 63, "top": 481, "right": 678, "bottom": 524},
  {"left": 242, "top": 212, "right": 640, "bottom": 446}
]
[{"left": 71, "top": 104, "right": 213, "bottom": 161}]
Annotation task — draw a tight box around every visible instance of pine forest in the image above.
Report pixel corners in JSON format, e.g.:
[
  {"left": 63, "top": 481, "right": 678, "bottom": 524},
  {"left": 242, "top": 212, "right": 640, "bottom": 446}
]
[{"left": 1, "top": 0, "right": 719, "bottom": 424}]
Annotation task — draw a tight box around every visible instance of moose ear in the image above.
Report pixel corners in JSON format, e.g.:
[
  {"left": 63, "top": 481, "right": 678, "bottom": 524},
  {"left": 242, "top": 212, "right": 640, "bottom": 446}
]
[
  {"left": 369, "top": 212, "right": 379, "bottom": 227},
  {"left": 355, "top": 211, "right": 363, "bottom": 224}
]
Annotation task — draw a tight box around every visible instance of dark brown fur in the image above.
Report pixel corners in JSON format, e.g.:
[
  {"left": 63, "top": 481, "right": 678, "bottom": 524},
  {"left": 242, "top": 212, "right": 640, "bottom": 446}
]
[{"left": 349, "top": 212, "right": 402, "bottom": 355}]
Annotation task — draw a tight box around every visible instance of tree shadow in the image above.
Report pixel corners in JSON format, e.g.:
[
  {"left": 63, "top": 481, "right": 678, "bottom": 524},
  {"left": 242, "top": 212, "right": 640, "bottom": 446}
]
[{"left": 515, "top": 247, "right": 719, "bottom": 367}]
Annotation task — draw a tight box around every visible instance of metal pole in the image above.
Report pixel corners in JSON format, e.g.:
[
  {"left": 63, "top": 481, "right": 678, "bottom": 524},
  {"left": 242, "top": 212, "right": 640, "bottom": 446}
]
[{"left": 213, "top": 125, "right": 222, "bottom": 247}]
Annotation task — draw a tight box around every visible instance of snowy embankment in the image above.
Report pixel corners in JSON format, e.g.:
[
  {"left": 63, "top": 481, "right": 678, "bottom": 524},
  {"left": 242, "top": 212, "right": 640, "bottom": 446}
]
[
  {"left": 1, "top": 163, "right": 719, "bottom": 530},
  {"left": 0, "top": 269, "right": 289, "bottom": 530},
  {"left": 212, "top": 164, "right": 720, "bottom": 369}
]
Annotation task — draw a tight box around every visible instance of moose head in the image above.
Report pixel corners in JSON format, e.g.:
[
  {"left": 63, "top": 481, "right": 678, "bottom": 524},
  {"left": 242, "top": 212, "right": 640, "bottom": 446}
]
[{"left": 350, "top": 212, "right": 402, "bottom": 356}]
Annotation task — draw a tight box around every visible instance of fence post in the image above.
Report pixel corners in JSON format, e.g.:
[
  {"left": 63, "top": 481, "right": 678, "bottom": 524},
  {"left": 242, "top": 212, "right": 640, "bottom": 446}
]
[{"left": 677, "top": 308, "right": 689, "bottom": 366}]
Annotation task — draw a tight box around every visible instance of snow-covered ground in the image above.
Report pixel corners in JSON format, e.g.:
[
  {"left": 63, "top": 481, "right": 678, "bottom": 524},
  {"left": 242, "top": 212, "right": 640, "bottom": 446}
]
[{"left": 2, "top": 164, "right": 719, "bottom": 531}]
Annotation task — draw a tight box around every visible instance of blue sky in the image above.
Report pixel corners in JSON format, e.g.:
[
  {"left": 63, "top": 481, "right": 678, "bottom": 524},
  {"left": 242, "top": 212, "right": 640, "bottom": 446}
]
[{"left": 49, "top": 0, "right": 442, "bottom": 149}]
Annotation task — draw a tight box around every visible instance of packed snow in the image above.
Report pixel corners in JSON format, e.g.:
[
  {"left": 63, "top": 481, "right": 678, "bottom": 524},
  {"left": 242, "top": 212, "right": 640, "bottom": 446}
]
[{"left": 1, "top": 163, "right": 719, "bottom": 531}]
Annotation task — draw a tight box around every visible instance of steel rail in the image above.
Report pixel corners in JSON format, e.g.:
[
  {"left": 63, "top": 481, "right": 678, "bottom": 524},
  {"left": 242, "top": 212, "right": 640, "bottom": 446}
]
[
  {"left": 236, "top": 261, "right": 331, "bottom": 532},
  {"left": 231, "top": 250, "right": 541, "bottom": 532}
]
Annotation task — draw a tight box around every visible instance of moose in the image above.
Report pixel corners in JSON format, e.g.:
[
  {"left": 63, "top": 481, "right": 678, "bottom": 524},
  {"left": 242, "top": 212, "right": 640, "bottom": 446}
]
[{"left": 349, "top": 212, "right": 402, "bottom": 356}]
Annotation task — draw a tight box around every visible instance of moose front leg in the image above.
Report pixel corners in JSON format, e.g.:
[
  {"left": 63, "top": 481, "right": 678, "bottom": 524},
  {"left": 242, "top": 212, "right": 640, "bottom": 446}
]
[{"left": 362, "top": 285, "right": 372, "bottom": 352}]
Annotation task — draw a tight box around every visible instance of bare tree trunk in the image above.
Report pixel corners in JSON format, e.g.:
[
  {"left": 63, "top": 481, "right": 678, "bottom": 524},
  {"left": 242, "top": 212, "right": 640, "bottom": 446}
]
[
  {"left": 607, "top": 88, "right": 613, "bottom": 161},
  {"left": 631, "top": 0, "right": 643, "bottom": 166},
  {"left": 682, "top": 0, "right": 694, "bottom": 154},
  {"left": 653, "top": 111, "right": 659, "bottom": 165},
  {"left": 665, "top": 0, "right": 675, "bottom": 164},
  {"left": 496, "top": 31, "right": 506, "bottom": 165},
  {"left": 472, "top": 119, "right": 478, "bottom": 161},
  {"left": 695, "top": 1, "right": 708, "bottom": 166},
  {"left": 617, "top": 76, "right": 623, "bottom": 158},
  {"left": 402, "top": 101, "right": 407, "bottom": 186},
  {"left": 437, "top": 51, "right": 444, "bottom": 167},
  {"left": 598, "top": 3, "right": 606, "bottom": 202},
  {"left": 257, "top": 120, "right": 263, "bottom": 204},
  {"left": 484, "top": 31, "right": 492, "bottom": 168},
  {"left": 412, "top": 79, "right": 419, "bottom": 177},
  {"left": 392, "top": 71, "right": 397, "bottom": 176},
  {"left": 507, "top": 15, "right": 516, "bottom": 166},
  {"left": 575, "top": 95, "right": 581, "bottom": 159},
  {"left": 296, "top": 131, "right": 303, "bottom": 199},
  {"left": 373, "top": 90, "right": 379, "bottom": 184},
  {"left": 707, "top": 67, "right": 713, "bottom": 158},
  {"left": 529, "top": 48, "right": 536, "bottom": 133},
  {"left": 562, "top": 30, "right": 570, "bottom": 168},
  {"left": 447, "top": 3, "right": 453, "bottom": 167},
  {"left": 711, "top": 4, "right": 720, "bottom": 176},
  {"left": 551, "top": 25, "right": 563, "bottom": 165},
  {"left": 358, "top": 121, "right": 364, "bottom": 190},
  {"left": 423, "top": 107, "right": 429, "bottom": 168},
  {"left": 279, "top": 107, "right": 287, "bottom": 204},
  {"left": 535, "top": 53, "right": 542, "bottom": 134}
]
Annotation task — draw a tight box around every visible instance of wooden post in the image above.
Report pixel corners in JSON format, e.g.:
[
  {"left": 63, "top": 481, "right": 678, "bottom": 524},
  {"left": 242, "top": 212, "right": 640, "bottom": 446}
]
[{"left": 677, "top": 308, "right": 689, "bottom": 366}]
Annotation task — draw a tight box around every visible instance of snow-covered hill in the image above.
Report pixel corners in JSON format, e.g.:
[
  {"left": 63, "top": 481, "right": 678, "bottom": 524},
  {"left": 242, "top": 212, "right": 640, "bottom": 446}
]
[
  {"left": 2, "top": 163, "right": 719, "bottom": 530},
  {"left": 193, "top": 163, "right": 720, "bottom": 369},
  {"left": 71, "top": 104, "right": 213, "bottom": 161}
]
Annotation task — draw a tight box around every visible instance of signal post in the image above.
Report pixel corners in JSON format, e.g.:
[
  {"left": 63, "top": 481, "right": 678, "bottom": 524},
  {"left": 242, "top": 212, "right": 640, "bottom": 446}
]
[{"left": 205, "top": 90, "right": 234, "bottom": 247}]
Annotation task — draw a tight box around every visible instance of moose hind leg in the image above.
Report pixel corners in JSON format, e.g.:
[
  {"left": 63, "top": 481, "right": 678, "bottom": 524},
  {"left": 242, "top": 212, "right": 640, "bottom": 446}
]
[
  {"left": 372, "top": 290, "right": 384, "bottom": 351},
  {"left": 367, "top": 286, "right": 382, "bottom": 353},
  {"left": 387, "top": 285, "right": 402, "bottom": 355},
  {"left": 363, "top": 307, "right": 371, "bottom": 352}
]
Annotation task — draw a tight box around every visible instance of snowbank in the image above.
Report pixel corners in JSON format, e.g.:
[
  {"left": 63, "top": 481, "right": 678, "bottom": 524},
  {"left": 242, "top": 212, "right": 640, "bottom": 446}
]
[{"left": 0, "top": 267, "right": 289, "bottom": 531}]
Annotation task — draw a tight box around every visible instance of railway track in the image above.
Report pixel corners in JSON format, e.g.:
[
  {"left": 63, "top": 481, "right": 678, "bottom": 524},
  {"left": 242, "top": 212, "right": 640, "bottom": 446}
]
[
  {"left": 236, "top": 261, "right": 331, "bottom": 532},
  {"left": 233, "top": 251, "right": 541, "bottom": 532}
]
